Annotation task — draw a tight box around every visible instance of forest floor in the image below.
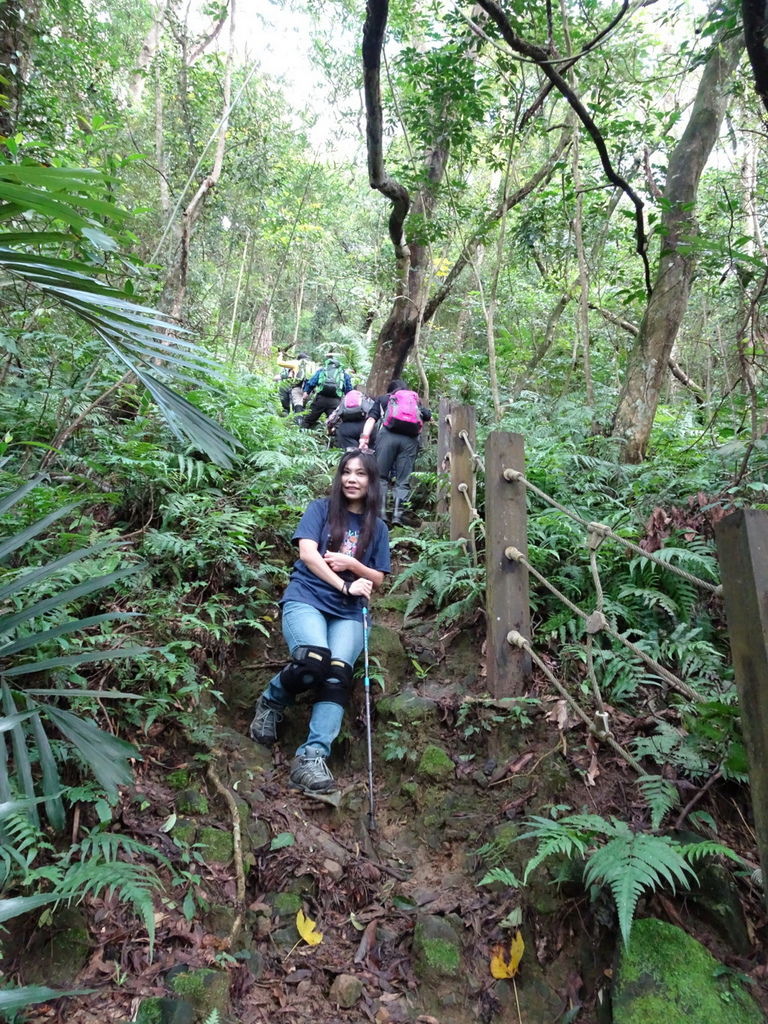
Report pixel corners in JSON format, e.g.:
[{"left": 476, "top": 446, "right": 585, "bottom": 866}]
[{"left": 12, "top": 576, "right": 768, "bottom": 1024}]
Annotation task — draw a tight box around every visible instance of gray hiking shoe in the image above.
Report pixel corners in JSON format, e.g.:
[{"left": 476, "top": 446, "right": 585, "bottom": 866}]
[
  {"left": 289, "top": 748, "right": 336, "bottom": 793},
  {"left": 249, "top": 695, "right": 284, "bottom": 746}
]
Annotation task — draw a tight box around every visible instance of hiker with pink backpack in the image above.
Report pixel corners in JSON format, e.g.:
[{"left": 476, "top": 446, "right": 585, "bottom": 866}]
[
  {"left": 358, "top": 378, "right": 431, "bottom": 525},
  {"left": 326, "top": 388, "right": 375, "bottom": 450}
]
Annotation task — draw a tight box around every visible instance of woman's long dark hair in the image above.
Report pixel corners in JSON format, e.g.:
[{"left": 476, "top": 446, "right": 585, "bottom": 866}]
[{"left": 328, "top": 449, "right": 381, "bottom": 558}]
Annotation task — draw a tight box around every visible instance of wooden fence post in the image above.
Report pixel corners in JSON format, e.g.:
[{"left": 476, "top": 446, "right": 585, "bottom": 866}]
[
  {"left": 449, "top": 404, "right": 476, "bottom": 554},
  {"left": 485, "top": 432, "right": 531, "bottom": 696},
  {"left": 715, "top": 509, "right": 768, "bottom": 911},
  {"left": 436, "top": 397, "right": 451, "bottom": 520}
]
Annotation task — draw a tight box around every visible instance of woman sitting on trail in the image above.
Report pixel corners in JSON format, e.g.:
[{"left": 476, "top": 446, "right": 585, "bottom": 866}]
[{"left": 248, "top": 450, "right": 391, "bottom": 793}]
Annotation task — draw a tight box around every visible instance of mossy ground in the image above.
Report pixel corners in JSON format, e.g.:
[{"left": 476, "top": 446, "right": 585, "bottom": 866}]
[{"left": 614, "top": 918, "right": 764, "bottom": 1024}]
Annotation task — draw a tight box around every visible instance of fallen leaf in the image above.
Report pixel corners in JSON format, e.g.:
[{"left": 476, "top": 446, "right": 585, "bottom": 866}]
[
  {"left": 546, "top": 699, "right": 569, "bottom": 731},
  {"left": 499, "top": 907, "right": 522, "bottom": 929},
  {"left": 490, "top": 929, "right": 524, "bottom": 978},
  {"left": 354, "top": 919, "right": 378, "bottom": 964},
  {"left": 296, "top": 909, "right": 323, "bottom": 946},
  {"left": 585, "top": 735, "right": 600, "bottom": 787}
]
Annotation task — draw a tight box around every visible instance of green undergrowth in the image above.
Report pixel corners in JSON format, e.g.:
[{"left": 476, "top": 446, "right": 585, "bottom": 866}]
[{"left": 1, "top": 327, "right": 762, "bottom": 1016}]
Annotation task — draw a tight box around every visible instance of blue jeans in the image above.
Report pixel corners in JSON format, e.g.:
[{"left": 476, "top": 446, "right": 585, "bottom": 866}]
[{"left": 263, "top": 601, "right": 364, "bottom": 758}]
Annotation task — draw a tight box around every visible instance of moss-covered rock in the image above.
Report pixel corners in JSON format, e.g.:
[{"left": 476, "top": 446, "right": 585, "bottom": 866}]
[
  {"left": 491, "top": 821, "right": 521, "bottom": 855},
  {"left": 170, "top": 817, "right": 198, "bottom": 846},
  {"left": 196, "top": 825, "right": 234, "bottom": 863},
  {"left": 21, "top": 906, "right": 90, "bottom": 987},
  {"left": 283, "top": 873, "right": 317, "bottom": 897},
  {"left": 401, "top": 781, "right": 418, "bottom": 801},
  {"left": 246, "top": 816, "right": 271, "bottom": 850},
  {"left": 266, "top": 890, "right": 303, "bottom": 918},
  {"left": 377, "top": 689, "right": 439, "bottom": 725},
  {"left": 167, "top": 768, "right": 193, "bottom": 790},
  {"left": 412, "top": 914, "right": 462, "bottom": 980},
  {"left": 329, "top": 972, "right": 364, "bottom": 1008},
  {"left": 613, "top": 918, "right": 764, "bottom": 1024},
  {"left": 416, "top": 744, "right": 454, "bottom": 781},
  {"left": 171, "top": 967, "right": 230, "bottom": 1021},
  {"left": 687, "top": 861, "right": 752, "bottom": 956},
  {"left": 135, "top": 997, "right": 195, "bottom": 1024},
  {"left": 174, "top": 788, "right": 208, "bottom": 815},
  {"left": 370, "top": 623, "right": 410, "bottom": 679},
  {"left": 203, "top": 903, "right": 243, "bottom": 939}
]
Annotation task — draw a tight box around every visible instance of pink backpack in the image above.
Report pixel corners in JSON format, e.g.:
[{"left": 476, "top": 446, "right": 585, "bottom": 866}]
[
  {"left": 339, "top": 389, "right": 372, "bottom": 422},
  {"left": 383, "top": 389, "right": 422, "bottom": 436}
]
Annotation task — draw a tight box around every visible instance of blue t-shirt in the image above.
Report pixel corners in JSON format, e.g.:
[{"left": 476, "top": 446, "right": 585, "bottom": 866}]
[{"left": 281, "top": 498, "right": 391, "bottom": 619}]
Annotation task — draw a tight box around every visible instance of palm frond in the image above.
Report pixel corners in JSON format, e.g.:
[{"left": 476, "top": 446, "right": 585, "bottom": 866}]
[
  {"left": 0, "top": 985, "right": 91, "bottom": 1014},
  {"left": 0, "top": 163, "right": 241, "bottom": 467},
  {"left": 0, "top": 483, "right": 148, "bottom": 826}
]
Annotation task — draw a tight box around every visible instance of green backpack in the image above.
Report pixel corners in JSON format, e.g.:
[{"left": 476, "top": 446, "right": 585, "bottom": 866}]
[{"left": 317, "top": 360, "right": 343, "bottom": 397}]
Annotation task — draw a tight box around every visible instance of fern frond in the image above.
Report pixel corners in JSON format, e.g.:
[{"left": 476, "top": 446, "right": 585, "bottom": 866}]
[
  {"left": 72, "top": 828, "right": 170, "bottom": 869},
  {"left": 63, "top": 859, "right": 161, "bottom": 956},
  {"left": 635, "top": 545, "right": 718, "bottom": 582},
  {"left": 584, "top": 831, "right": 696, "bottom": 945},
  {"left": 617, "top": 584, "right": 679, "bottom": 619},
  {"left": 636, "top": 774, "right": 679, "bottom": 830},
  {"left": 478, "top": 867, "right": 522, "bottom": 888},
  {"left": 519, "top": 814, "right": 614, "bottom": 881},
  {"left": 679, "top": 840, "right": 742, "bottom": 866}
]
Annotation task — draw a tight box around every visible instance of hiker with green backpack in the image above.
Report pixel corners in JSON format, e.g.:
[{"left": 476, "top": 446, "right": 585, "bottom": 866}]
[{"left": 301, "top": 356, "right": 352, "bottom": 429}]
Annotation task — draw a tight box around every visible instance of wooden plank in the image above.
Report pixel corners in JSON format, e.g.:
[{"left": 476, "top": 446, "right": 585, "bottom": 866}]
[
  {"left": 485, "top": 432, "right": 531, "bottom": 696},
  {"left": 436, "top": 397, "right": 451, "bottom": 520},
  {"left": 449, "top": 404, "right": 476, "bottom": 555},
  {"left": 715, "top": 509, "right": 768, "bottom": 911}
]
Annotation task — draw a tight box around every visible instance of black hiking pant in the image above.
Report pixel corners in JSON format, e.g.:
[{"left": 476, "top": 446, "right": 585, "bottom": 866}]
[
  {"left": 330, "top": 418, "right": 366, "bottom": 449},
  {"left": 302, "top": 393, "right": 340, "bottom": 428},
  {"left": 375, "top": 428, "right": 420, "bottom": 505}
]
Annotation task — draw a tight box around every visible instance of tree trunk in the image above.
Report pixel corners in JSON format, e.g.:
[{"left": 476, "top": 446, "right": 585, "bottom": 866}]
[
  {"left": 362, "top": 0, "right": 574, "bottom": 393},
  {"left": 128, "top": 0, "right": 168, "bottom": 107},
  {"left": 0, "top": 0, "right": 41, "bottom": 137},
  {"left": 511, "top": 157, "right": 634, "bottom": 395},
  {"left": 743, "top": 0, "right": 768, "bottom": 115},
  {"left": 611, "top": 32, "right": 743, "bottom": 463},
  {"left": 367, "top": 138, "right": 449, "bottom": 395}
]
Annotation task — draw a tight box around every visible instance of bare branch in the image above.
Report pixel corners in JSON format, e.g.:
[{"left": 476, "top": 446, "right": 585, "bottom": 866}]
[
  {"left": 519, "top": 0, "right": 632, "bottom": 129},
  {"left": 362, "top": 0, "right": 411, "bottom": 257},
  {"left": 188, "top": 7, "right": 228, "bottom": 63},
  {"left": 424, "top": 123, "right": 572, "bottom": 323},
  {"left": 474, "top": 0, "right": 652, "bottom": 293}
]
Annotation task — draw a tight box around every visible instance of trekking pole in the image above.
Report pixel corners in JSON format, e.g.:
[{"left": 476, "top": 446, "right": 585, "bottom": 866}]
[{"left": 361, "top": 599, "right": 376, "bottom": 831}]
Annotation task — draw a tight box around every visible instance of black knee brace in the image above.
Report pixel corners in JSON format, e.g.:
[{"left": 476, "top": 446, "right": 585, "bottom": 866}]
[
  {"left": 280, "top": 645, "right": 333, "bottom": 696},
  {"left": 315, "top": 659, "right": 355, "bottom": 708}
]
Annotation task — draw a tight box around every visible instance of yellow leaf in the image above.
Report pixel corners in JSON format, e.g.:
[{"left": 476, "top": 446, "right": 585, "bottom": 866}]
[
  {"left": 296, "top": 909, "right": 323, "bottom": 947},
  {"left": 490, "top": 929, "right": 525, "bottom": 978}
]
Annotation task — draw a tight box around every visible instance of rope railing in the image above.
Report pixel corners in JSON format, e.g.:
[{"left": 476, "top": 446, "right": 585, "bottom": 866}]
[
  {"left": 502, "top": 467, "right": 722, "bottom": 596},
  {"left": 459, "top": 429, "right": 483, "bottom": 469},
  {"left": 440, "top": 415, "right": 718, "bottom": 754},
  {"left": 504, "top": 545, "right": 701, "bottom": 703},
  {"left": 457, "top": 482, "right": 479, "bottom": 521},
  {"left": 507, "top": 629, "right": 644, "bottom": 774}
]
